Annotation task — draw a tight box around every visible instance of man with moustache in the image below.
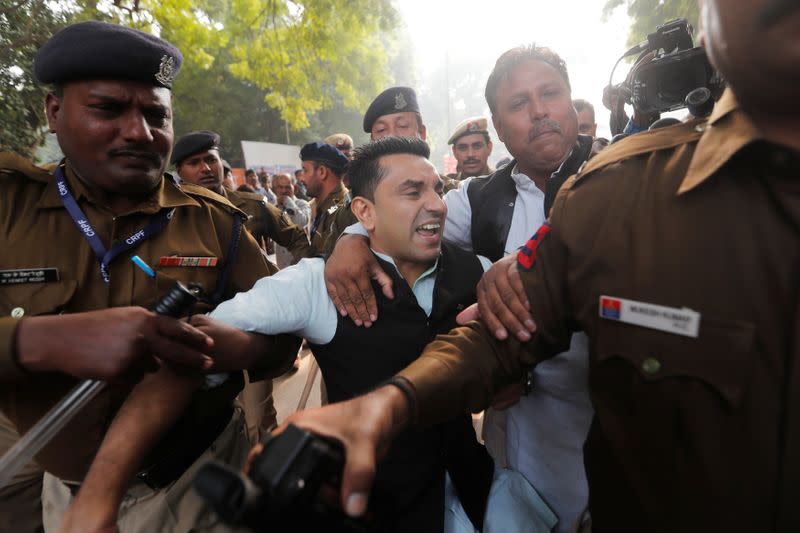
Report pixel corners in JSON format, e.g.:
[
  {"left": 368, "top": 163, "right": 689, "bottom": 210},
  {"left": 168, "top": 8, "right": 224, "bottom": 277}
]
[
  {"left": 325, "top": 45, "right": 595, "bottom": 532},
  {"left": 446, "top": 116, "right": 495, "bottom": 181},
  {"left": 320, "top": 86, "right": 439, "bottom": 254},
  {"left": 282, "top": 0, "right": 800, "bottom": 531},
  {"left": 300, "top": 141, "right": 349, "bottom": 256},
  {"left": 271, "top": 173, "right": 311, "bottom": 269},
  {"left": 0, "top": 22, "right": 299, "bottom": 532},
  {"left": 172, "top": 131, "right": 309, "bottom": 442},
  {"left": 573, "top": 99, "right": 597, "bottom": 138},
  {"left": 172, "top": 130, "right": 310, "bottom": 263},
  {"left": 103, "top": 137, "right": 496, "bottom": 532}
]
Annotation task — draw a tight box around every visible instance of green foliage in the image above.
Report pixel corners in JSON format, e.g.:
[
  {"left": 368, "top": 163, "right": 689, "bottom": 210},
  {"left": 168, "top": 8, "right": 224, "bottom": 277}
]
[
  {"left": 604, "top": 0, "right": 699, "bottom": 47},
  {"left": 0, "top": 0, "right": 74, "bottom": 158},
  {"left": 224, "top": 0, "right": 396, "bottom": 130},
  {"left": 2, "top": 0, "right": 399, "bottom": 163}
]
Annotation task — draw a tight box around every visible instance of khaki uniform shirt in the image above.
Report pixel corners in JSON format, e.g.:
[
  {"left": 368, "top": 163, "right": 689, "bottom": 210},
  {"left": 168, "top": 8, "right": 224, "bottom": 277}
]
[
  {"left": 321, "top": 197, "right": 357, "bottom": 257},
  {"left": 0, "top": 154, "right": 296, "bottom": 480},
  {"left": 399, "top": 90, "right": 800, "bottom": 531},
  {"left": 222, "top": 188, "right": 310, "bottom": 264},
  {"left": 309, "top": 182, "right": 347, "bottom": 256}
]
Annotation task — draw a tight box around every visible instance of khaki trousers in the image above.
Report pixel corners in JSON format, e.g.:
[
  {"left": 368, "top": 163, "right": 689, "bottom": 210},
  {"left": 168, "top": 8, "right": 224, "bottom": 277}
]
[
  {"left": 43, "top": 407, "right": 250, "bottom": 533},
  {"left": 239, "top": 374, "right": 277, "bottom": 445},
  {"left": 0, "top": 411, "right": 44, "bottom": 533}
]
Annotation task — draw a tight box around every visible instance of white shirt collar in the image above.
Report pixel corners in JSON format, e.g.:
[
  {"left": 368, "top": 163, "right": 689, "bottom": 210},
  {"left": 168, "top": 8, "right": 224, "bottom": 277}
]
[{"left": 510, "top": 163, "right": 542, "bottom": 193}]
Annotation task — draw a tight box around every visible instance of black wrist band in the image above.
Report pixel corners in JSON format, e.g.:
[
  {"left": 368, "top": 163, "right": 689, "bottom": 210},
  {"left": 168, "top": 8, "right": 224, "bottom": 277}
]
[{"left": 381, "top": 377, "right": 417, "bottom": 426}]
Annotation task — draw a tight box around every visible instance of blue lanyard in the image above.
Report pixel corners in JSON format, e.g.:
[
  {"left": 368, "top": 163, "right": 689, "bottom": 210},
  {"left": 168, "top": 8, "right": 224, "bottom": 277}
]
[{"left": 55, "top": 166, "right": 175, "bottom": 283}]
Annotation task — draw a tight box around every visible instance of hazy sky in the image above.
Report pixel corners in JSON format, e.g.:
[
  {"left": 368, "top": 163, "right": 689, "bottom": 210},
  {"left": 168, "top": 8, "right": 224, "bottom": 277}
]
[{"left": 394, "top": 0, "right": 633, "bottom": 164}]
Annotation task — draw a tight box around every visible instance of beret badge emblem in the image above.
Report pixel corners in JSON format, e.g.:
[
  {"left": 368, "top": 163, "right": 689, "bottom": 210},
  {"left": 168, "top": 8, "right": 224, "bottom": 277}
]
[{"left": 155, "top": 55, "right": 176, "bottom": 86}]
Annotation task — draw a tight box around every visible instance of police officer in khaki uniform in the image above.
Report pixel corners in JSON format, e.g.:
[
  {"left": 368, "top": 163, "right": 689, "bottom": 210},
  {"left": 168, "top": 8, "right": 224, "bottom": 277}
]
[
  {"left": 0, "top": 21, "right": 298, "bottom": 532},
  {"left": 172, "top": 130, "right": 309, "bottom": 442},
  {"left": 446, "top": 116, "right": 494, "bottom": 181},
  {"left": 322, "top": 87, "right": 452, "bottom": 255},
  {"left": 300, "top": 142, "right": 349, "bottom": 255},
  {"left": 266, "top": 0, "right": 800, "bottom": 530},
  {"left": 172, "top": 130, "right": 310, "bottom": 262}
]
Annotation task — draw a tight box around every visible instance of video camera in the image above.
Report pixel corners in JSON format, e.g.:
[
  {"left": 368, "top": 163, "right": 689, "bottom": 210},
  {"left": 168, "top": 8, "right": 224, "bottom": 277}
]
[
  {"left": 193, "top": 424, "right": 376, "bottom": 532},
  {"left": 609, "top": 18, "right": 724, "bottom": 115}
]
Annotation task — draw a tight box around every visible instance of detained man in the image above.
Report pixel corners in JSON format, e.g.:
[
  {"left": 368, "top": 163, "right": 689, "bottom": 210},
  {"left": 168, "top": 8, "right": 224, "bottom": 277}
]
[{"left": 202, "top": 138, "right": 549, "bottom": 532}]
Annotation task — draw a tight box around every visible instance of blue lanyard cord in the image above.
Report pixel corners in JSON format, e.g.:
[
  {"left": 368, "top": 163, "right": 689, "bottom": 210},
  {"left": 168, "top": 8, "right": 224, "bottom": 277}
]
[{"left": 54, "top": 166, "right": 175, "bottom": 283}]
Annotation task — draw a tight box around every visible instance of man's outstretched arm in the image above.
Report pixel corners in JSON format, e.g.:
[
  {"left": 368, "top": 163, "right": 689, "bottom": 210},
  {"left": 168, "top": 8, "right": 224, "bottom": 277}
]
[
  {"left": 58, "top": 322, "right": 295, "bottom": 533},
  {"left": 59, "top": 366, "right": 202, "bottom": 533}
]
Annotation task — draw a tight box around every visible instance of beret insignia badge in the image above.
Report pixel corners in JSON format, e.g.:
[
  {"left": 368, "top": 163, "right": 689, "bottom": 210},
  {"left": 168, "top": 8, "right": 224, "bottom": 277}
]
[
  {"left": 467, "top": 122, "right": 478, "bottom": 132},
  {"left": 394, "top": 92, "right": 407, "bottom": 110},
  {"left": 155, "top": 55, "right": 176, "bottom": 86}
]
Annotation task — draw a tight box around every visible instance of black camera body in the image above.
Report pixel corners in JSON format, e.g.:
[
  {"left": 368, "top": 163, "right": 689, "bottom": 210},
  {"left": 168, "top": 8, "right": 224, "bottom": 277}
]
[
  {"left": 194, "top": 424, "right": 373, "bottom": 532},
  {"left": 628, "top": 19, "right": 724, "bottom": 114}
]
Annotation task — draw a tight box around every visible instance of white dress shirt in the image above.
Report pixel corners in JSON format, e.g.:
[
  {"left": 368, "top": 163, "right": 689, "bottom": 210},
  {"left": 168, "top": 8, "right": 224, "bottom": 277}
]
[{"left": 442, "top": 165, "right": 547, "bottom": 257}]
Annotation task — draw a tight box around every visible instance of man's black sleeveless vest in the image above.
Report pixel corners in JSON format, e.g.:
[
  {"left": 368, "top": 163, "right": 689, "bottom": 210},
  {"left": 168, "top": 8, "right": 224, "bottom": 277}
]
[
  {"left": 467, "top": 134, "right": 594, "bottom": 261},
  {"left": 310, "top": 242, "right": 493, "bottom": 531}
]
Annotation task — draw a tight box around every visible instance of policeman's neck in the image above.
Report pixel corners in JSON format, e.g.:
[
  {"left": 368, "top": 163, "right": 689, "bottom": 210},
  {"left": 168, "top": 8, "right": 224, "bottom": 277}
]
[
  {"left": 732, "top": 87, "right": 800, "bottom": 152},
  {"left": 313, "top": 180, "right": 342, "bottom": 206},
  {"left": 746, "top": 107, "right": 800, "bottom": 153},
  {"left": 74, "top": 169, "right": 158, "bottom": 215}
]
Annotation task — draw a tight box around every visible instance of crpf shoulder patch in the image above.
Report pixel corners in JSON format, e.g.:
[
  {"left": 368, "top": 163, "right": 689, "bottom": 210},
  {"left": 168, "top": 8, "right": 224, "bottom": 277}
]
[{"left": 517, "top": 223, "right": 551, "bottom": 271}]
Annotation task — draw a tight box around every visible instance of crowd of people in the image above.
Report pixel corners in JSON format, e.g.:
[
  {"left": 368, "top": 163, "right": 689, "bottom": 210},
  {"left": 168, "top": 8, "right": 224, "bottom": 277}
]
[{"left": 0, "top": 0, "right": 798, "bottom": 531}]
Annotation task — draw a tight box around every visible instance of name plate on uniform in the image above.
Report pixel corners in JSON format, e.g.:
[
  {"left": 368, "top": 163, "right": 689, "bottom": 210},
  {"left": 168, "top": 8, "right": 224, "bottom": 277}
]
[
  {"left": 599, "top": 295, "right": 700, "bottom": 338},
  {"left": 157, "top": 256, "right": 218, "bottom": 267},
  {"left": 0, "top": 268, "right": 60, "bottom": 285}
]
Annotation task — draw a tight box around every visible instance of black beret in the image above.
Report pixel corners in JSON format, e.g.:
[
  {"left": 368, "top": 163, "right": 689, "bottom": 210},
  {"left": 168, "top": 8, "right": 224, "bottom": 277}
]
[
  {"left": 300, "top": 142, "right": 348, "bottom": 172},
  {"left": 34, "top": 21, "right": 183, "bottom": 89},
  {"left": 362, "top": 86, "right": 420, "bottom": 133},
  {"left": 220, "top": 159, "right": 232, "bottom": 173},
  {"left": 171, "top": 130, "right": 221, "bottom": 165}
]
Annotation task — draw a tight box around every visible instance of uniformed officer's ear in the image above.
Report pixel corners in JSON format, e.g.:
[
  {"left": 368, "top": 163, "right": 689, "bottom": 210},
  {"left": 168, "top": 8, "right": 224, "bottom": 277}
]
[
  {"left": 351, "top": 196, "right": 376, "bottom": 231},
  {"left": 45, "top": 92, "right": 62, "bottom": 133},
  {"left": 418, "top": 123, "right": 427, "bottom": 141}
]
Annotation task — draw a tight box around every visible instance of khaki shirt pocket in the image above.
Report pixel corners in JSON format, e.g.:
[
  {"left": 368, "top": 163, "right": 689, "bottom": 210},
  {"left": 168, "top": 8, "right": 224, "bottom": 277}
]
[
  {"left": 0, "top": 280, "right": 78, "bottom": 318},
  {"left": 594, "top": 316, "right": 755, "bottom": 408}
]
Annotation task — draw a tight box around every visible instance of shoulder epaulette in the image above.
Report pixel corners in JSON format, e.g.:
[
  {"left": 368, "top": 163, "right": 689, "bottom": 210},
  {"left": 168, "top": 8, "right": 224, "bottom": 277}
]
[
  {"left": 574, "top": 119, "right": 707, "bottom": 184},
  {"left": 180, "top": 182, "right": 246, "bottom": 216},
  {"left": 231, "top": 190, "right": 268, "bottom": 204},
  {"left": 0, "top": 151, "right": 53, "bottom": 184}
]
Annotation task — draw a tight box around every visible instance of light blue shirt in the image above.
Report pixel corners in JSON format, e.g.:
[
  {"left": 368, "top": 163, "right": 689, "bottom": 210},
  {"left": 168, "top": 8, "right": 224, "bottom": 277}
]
[{"left": 210, "top": 254, "right": 491, "bottom": 345}]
